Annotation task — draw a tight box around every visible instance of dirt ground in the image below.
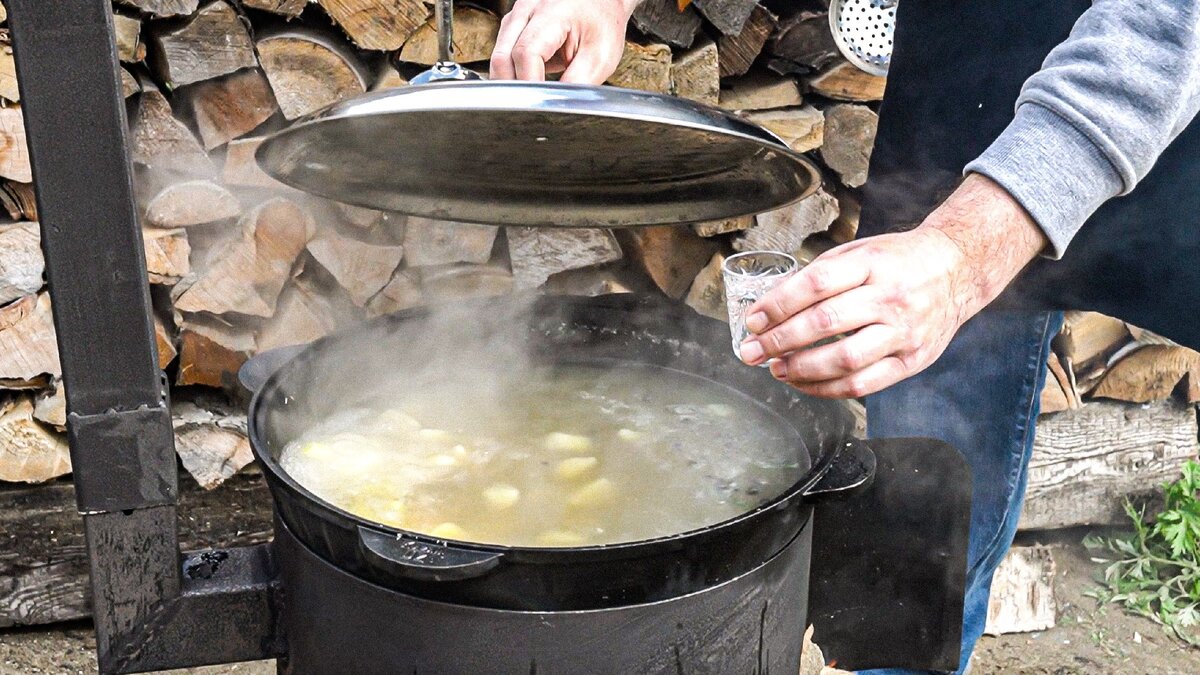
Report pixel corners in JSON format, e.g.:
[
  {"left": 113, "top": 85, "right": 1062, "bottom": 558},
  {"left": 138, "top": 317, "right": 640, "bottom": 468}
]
[{"left": 2, "top": 535, "right": 1198, "bottom": 675}]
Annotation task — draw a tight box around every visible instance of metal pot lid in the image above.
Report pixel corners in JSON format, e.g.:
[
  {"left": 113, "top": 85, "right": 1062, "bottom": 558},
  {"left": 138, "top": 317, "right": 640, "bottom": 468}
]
[{"left": 254, "top": 81, "right": 822, "bottom": 228}]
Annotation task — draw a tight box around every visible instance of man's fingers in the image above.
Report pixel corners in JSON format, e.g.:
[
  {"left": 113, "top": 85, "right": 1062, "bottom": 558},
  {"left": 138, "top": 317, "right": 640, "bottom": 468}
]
[
  {"left": 747, "top": 257, "right": 870, "bottom": 335},
  {"left": 490, "top": 4, "right": 536, "bottom": 80},
  {"left": 511, "top": 21, "right": 568, "bottom": 81},
  {"left": 559, "top": 38, "right": 617, "bottom": 83},
  {"left": 784, "top": 355, "right": 910, "bottom": 400},
  {"left": 767, "top": 324, "right": 900, "bottom": 382},
  {"left": 741, "top": 286, "right": 885, "bottom": 363}
]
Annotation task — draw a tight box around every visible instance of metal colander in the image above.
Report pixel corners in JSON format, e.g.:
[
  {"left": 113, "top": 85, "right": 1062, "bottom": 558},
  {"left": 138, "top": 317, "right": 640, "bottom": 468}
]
[{"left": 828, "top": 0, "right": 897, "bottom": 77}]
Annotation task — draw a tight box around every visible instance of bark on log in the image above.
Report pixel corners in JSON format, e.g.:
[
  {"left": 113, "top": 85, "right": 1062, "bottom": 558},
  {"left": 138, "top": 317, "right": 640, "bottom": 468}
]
[
  {"left": 692, "top": 215, "right": 753, "bottom": 238},
  {"left": 0, "top": 106, "right": 31, "bottom": 183},
  {"left": 631, "top": 0, "right": 703, "bottom": 49},
  {"left": 0, "top": 222, "right": 43, "bottom": 306},
  {"left": 172, "top": 399, "right": 254, "bottom": 490},
  {"left": 718, "top": 70, "right": 802, "bottom": 111},
  {"left": 258, "top": 29, "right": 368, "bottom": 120},
  {"left": 176, "top": 314, "right": 256, "bottom": 388},
  {"left": 1092, "top": 345, "right": 1200, "bottom": 404},
  {"left": 142, "top": 179, "right": 243, "bottom": 229},
  {"left": 243, "top": 0, "right": 307, "bottom": 17},
  {"left": 317, "top": 0, "right": 431, "bottom": 51},
  {"left": 398, "top": 5, "right": 499, "bottom": 65},
  {"left": 114, "top": 12, "right": 146, "bottom": 63},
  {"left": 0, "top": 396, "right": 70, "bottom": 484},
  {"left": 619, "top": 226, "right": 719, "bottom": 300},
  {"left": 984, "top": 546, "right": 1057, "bottom": 635},
  {"left": 117, "top": 0, "right": 199, "bottom": 18},
  {"left": 821, "top": 104, "right": 877, "bottom": 188},
  {"left": 806, "top": 60, "right": 887, "bottom": 101},
  {"left": 684, "top": 252, "right": 727, "bottom": 322},
  {"left": 403, "top": 218, "right": 498, "bottom": 267},
  {"left": 1020, "top": 399, "right": 1200, "bottom": 530},
  {"left": 173, "top": 198, "right": 311, "bottom": 317},
  {"left": 735, "top": 188, "right": 838, "bottom": 254},
  {"left": 143, "top": 227, "right": 191, "bottom": 285},
  {"left": 692, "top": 0, "right": 759, "bottom": 36},
  {"left": 716, "top": 4, "right": 776, "bottom": 78},
  {"left": 131, "top": 88, "right": 215, "bottom": 179},
  {"left": 768, "top": 11, "right": 840, "bottom": 73},
  {"left": 671, "top": 38, "right": 720, "bottom": 105},
  {"left": 744, "top": 105, "right": 823, "bottom": 152},
  {"left": 178, "top": 68, "right": 279, "bottom": 150},
  {"left": 0, "top": 293, "right": 60, "bottom": 388},
  {"left": 0, "top": 472, "right": 273, "bottom": 628},
  {"left": 507, "top": 227, "right": 623, "bottom": 291},
  {"left": 306, "top": 232, "right": 406, "bottom": 306},
  {"left": 609, "top": 41, "right": 673, "bottom": 93},
  {"left": 146, "top": 1, "right": 257, "bottom": 88}
]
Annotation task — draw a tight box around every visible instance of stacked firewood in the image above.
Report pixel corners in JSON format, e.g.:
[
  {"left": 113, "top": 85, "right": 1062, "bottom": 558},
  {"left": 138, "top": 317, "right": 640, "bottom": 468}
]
[{"left": 0, "top": 0, "right": 882, "bottom": 488}]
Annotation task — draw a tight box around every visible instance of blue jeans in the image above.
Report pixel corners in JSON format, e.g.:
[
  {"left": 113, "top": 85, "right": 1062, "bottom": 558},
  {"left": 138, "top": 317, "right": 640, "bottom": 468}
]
[{"left": 858, "top": 308, "right": 1063, "bottom": 675}]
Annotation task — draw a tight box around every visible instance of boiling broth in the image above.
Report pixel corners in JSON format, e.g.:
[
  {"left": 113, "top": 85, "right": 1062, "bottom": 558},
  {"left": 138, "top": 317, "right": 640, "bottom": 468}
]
[{"left": 278, "top": 364, "right": 803, "bottom": 547}]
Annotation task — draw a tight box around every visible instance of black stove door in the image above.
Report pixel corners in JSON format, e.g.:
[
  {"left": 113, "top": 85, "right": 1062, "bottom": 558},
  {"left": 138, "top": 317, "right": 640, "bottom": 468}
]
[{"left": 808, "top": 437, "right": 971, "bottom": 672}]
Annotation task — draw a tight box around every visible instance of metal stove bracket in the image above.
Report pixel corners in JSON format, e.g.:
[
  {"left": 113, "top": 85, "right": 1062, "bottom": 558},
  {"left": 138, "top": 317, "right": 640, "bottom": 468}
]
[{"left": 6, "top": 1, "right": 281, "bottom": 672}]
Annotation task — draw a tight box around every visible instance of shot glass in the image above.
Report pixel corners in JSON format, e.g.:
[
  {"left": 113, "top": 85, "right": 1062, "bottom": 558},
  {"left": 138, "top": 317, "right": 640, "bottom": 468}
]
[{"left": 722, "top": 251, "right": 798, "bottom": 364}]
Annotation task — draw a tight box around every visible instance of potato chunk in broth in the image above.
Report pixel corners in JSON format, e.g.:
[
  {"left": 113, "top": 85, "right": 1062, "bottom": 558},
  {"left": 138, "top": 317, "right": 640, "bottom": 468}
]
[{"left": 279, "top": 364, "right": 804, "bottom": 546}]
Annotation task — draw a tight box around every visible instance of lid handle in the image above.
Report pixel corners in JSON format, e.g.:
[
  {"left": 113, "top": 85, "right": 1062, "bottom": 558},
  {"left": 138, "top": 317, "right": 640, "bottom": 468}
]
[{"left": 410, "top": 0, "right": 483, "bottom": 83}]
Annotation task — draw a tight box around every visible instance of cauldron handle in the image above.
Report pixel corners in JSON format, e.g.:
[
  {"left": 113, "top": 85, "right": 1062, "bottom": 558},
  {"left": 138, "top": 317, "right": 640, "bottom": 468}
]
[
  {"left": 357, "top": 526, "right": 503, "bottom": 582},
  {"left": 801, "top": 439, "right": 876, "bottom": 501},
  {"left": 238, "top": 344, "right": 308, "bottom": 394}
]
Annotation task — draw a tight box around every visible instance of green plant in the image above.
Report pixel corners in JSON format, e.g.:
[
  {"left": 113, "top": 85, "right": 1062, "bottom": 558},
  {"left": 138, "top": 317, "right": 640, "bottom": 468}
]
[{"left": 1085, "top": 459, "right": 1200, "bottom": 646}]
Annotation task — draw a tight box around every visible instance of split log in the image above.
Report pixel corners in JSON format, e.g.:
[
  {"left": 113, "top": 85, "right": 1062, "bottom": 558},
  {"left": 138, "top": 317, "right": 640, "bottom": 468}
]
[
  {"left": 403, "top": 218, "right": 498, "bottom": 267},
  {"left": 117, "top": 0, "right": 200, "bottom": 18},
  {"left": 807, "top": 60, "right": 887, "bottom": 102},
  {"left": 1127, "top": 324, "right": 1178, "bottom": 348},
  {"left": 176, "top": 314, "right": 256, "bottom": 388},
  {"left": 130, "top": 88, "right": 215, "bottom": 178},
  {"left": 419, "top": 263, "right": 514, "bottom": 301},
  {"left": 0, "top": 472, "right": 273, "bottom": 628},
  {"left": 692, "top": 0, "right": 759, "bottom": 36},
  {"left": 1047, "top": 351, "right": 1081, "bottom": 410},
  {"left": 173, "top": 399, "right": 254, "bottom": 489},
  {"left": 543, "top": 267, "right": 639, "bottom": 297},
  {"left": 0, "top": 293, "right": 60, "bottom": 388},
  {"left": 1057, "top": 311, "right": 1130, "bottom": 375},
  {"left": 0, "top": 106, "right": 31, "bottom": 183},
  {"left": 256, "top": 270, "right": 363, "bottom": 351},
  {"left": 335, "top": 202, "right": 388, "bottom": 230},
  {"left": 178, "top": 68, "right": 279, "bottom": 150},
  {"left": 716, "top": 4, "right": 776, "bottom": 78},
  {"left": 154, "top": 312, "right": 178, "bottom": 370},
  {"left": 307, "top": 232, "right": 406, "bottom": 306},
  {"left": 735, "top": 188, "right": 838, "bottom": 254},
  {"left": 33, "top": 380, "right": 65, "bottom": 430},
  {"left": 0, "top": 182, "right": 34, "bottom": 221},
  {"left": 258, "top": 29, "right": 368, "bottom": 120},
  {"left": 142, "top": 179, "right": 243, "bottom": 229},
  {"left": 684, "top": 252, "right": 726, "bottom": 322},
  {"left": 0, "top": 222, "right": 43, "bottom": 306},
  {"left": 1020, "top": 399, "right": 1200, "bottom": 530},
  {"left": 366, "top": 268, "right": 422, "bottom": 318},
  {"left": 821, "top": 104, "right": 878, "bottom": 188},
  {"left": 793, "top": 234, "right": 837, "bottom": 266},
  {"left": 372, "top": 64, "right": 409, "bottom": 91},
  {"left": 120, "top": 67, "right": 142, "bottom": 98},
  {"left": 799, "top": 625, "right": 825, "bottom": 675},
  {"left": 984, "top": 546, "right": 1057, "bottom": 635},
  {"left": 1039, "top": 355, "right": 1074, "bottom": 415},
  {"left": 671, "top": 38, "right": 720, "bottom": 105},
  {"left": 243, "top": 0, "right": 307, "bottom": 17},
  {"left": 631, "top": 0, "right": 703, "bottom": 49},
  {"left": 1092, "top": 345, "right": 1200, "bottom": 404},
  {"left": 692, "top": 215, "right": 753, "bottom": 237},
  {"left": 222, "top": 136, "right": 292, "bottom": 190},
  {"left": 507, "top": 227, "right": 623, "bottom": 290},
  {"left": 744, "top": 105, "right": 823, "bottom": 152},
  {"left": 398, "top": 5, "right": 499, "bottom": 65},
  {"left": 114, "top": 12, "right": 145, "bottom": 63},
  {"left": 317, "top": 0, "right": 431, "bottom": 51},
  {"left": 768, "top": 11, "right": 840, "bottom": 73},
  {"left": 718, "top": 70, "right": 802, "bottom": 111},
  {"left": 143, "top": 227, "right": 191, "bottom": 285},
  {"left": 619, "top": 226, "right": 719, "bottom": 300},
  {"left": 146, "top": 1, "right": 257, "bottom": 88},
  {"left": 0, "top": 396, "right": 70, "bottom": 484},
  {"left": 173, "top": 198, "right": 311, "bottom": 317},
  {"left": 608, "top": 41, "right": 673, "bottom": 94},
  {"left": 828, "top": 188, "right": 859, "bottom": 244},
  {"left": 0, "top": 3, "right": 6, "bottom": 23},
  {"left": 0, "top": 40, "right": 17, "bottom": 103}
]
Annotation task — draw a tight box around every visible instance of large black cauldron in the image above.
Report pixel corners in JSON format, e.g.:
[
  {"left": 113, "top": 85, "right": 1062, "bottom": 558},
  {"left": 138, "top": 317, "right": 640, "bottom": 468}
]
[{"left": 244, "top": 294, "right": 971, "bottom": 673}]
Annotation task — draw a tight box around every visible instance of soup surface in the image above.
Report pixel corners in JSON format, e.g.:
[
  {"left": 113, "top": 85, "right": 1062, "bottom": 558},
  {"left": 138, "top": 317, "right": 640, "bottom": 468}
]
[{"left": 278, "top": 364, "right": 804, "bottom": 547}]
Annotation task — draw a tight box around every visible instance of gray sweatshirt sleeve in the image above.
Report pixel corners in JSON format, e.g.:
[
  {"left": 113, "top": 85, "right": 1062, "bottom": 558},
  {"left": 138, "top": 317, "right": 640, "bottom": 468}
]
[{"left": 964, "top": 0, "right": 1200, "bottom": 259}]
